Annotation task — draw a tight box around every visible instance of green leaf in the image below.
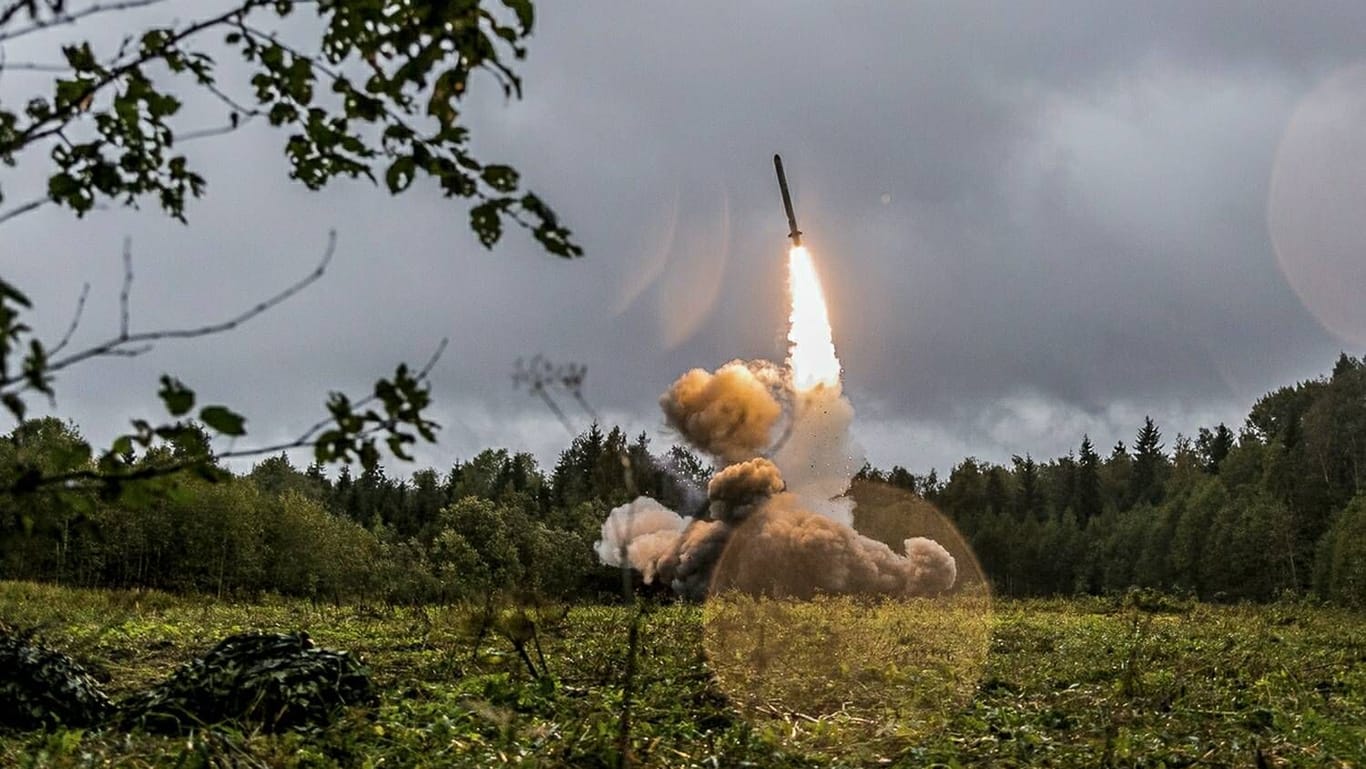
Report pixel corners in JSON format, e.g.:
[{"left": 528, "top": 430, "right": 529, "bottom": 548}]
[
  {"left": 481, "top": 164, "right": 519, "bottom": 193},
  {"left": 358, "top": 441, "right": 379, "bottom": 471},
  {"left": 503, "top": 0, "right": 535, "bottom": 32},
  {"left": 110, "top": 435, "right": 134, "bottom": 457},
  {"left": 385, "top": 156, "right": 415, "bottom": 193},
  {"left": 470, "top": 200, "right": 504, "bottom": 248},
  {"left": 200, "top": 405, "right": 246, "bottom": 436},
  {"left": 0, "top": 277, "right": 32, "bottom": 308},
  {"left": 61, "top": 44, "right": 97, "bottom": 72},
  {"left": 157, "top": 375, "right": 196, "bottom": 417}
]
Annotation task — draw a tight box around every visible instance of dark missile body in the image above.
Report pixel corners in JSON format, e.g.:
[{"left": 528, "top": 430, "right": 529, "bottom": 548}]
[{"left": 773, "top": 154, "right": 802, "bottom": 247}]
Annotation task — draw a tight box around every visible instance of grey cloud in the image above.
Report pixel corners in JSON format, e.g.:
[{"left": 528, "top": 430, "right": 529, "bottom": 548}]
[{"left": 7, "top": 2, "right": 1364, "bottom": 476}]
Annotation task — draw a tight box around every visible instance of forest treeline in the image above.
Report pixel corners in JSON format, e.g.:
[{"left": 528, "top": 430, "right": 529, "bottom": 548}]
[{"left": 1, "top": 354, "right": 1364, "bottom": 606}]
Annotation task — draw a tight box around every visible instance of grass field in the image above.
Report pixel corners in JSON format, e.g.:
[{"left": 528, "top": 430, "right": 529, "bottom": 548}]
[{"left": 0, "top": 580, "right": 1362, "bottom": 768}]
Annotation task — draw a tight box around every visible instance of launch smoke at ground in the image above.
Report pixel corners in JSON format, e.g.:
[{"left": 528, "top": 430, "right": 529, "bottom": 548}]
[{"left": 595, "top": 244, "right": 960, "bottom": 599}]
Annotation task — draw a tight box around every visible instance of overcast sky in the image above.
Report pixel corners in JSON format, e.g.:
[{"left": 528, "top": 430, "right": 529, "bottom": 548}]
[{"left": 6, "top": 2, "right": 1366, "bottom": 477}]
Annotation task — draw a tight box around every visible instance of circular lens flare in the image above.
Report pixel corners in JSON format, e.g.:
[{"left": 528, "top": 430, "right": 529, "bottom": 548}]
[
  {"left": 1268, "top": 61, "right": 1366, "bottom": 347},
  {"left": 702, "top": 481, "right": 992, "bottom": 763}
]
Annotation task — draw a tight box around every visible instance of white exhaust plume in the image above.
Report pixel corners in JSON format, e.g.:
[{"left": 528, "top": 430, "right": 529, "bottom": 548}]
[{"left": 773, "top": 385, "right": 862, "bottom": 527}]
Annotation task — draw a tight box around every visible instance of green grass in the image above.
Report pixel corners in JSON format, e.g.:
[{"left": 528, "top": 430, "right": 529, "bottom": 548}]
[{"left": 0, "top": 581, "right": 1362, "bottom": 767}]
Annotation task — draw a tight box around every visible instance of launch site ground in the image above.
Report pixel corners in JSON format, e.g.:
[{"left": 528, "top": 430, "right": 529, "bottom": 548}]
[{"left": 2, "top": 580, "right": 1361, "bottom": 768}]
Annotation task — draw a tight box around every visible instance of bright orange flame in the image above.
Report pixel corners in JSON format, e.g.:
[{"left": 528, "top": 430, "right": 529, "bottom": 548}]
[{"left": 786, "top": 245, "right": 841, "bottom": 390}]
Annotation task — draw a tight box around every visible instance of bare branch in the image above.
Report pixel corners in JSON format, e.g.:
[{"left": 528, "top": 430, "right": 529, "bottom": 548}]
[
  {"left": 0, "top": 0, "right": 170, "bottom": 44},
  {"left": 0, "top": 197, "right": 48, "bottom": 226},
  {"left": 177, "top": 113, "right": 257, "bottom": 144},
  {"left": 173, "top": 77, "right": 262, "bottom": 143},
  {"left": 571, "top": 390, "right": 600, "bottom": 424},
  {"left": 534, "top": 386, "right": 575, "bottom": 436},
  {"left": 42, "top": 229, "right": 336, "bottom": 377},
  {"left": 48, "top": 282, "right": 90, "bottom": 357},
  {"left": 0, "top": 61, "right": 72, "bottom": 72},
  {"left": 119, "top": 237, "right": 131, "bottom": 337},
  {"left": 201, "top": 78, "right": 260, "bottom": 118}
]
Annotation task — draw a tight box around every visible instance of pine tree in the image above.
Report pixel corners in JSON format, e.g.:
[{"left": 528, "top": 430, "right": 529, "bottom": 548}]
[
  {"left": 887, "top": 466, "right": 917, "bottom": 492},
  {"left": 1130, "top": 416, "right": 1167, "bottom": 507},
  {"left": 1075, "top": 436, "right": 1103, "bottom": 521},
  {"left": 1196, "top": 424, "right": 1236, "bottom": 474},
  {"left": 1012, "top": 454, "right": 1042, "bottom": 520},
  {"left": 985, "top": 466, "right": 1012, "bottom": 517}
]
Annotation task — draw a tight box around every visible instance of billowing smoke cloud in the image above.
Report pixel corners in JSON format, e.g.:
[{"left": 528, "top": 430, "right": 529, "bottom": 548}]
[
  {"left": 595, "top": 497, "right": 686, "bottom": 584},
  {"left": 712, "top": 494, "right": 957, "bottom": 598},
  {"left": 707, "top": 457, "right": 784, "bottom": 520},
  {"left": 903, "top": 536, "right": 960, "bottom": 595},
  {"left": 659, "top": 361, "right": 785, "bottom": 463},
  {"left": 654, "top": 518, "right": 730, "bottom": 600},
  {"left": 600, "top": 358, "right": 958, "bottom": 600}
]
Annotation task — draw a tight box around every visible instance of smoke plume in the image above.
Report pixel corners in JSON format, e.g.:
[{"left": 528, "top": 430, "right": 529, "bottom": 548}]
[
  {"left": 659, "top": 361, "right": 785, "bottom": 463},
  {"left": 707, "top": 457, "right": 784, "bottom": 520},
  {"left": 595, "top": 358, "right": 958, "bottom": 600},
  {"left": 773, "top": 385, "right": 862, "bottom": 527},
  {"left": 711, "top": 494, "right": 957, "bottom": 598},
  {"left": 598, "top": 238, "right": 955, "bottom": 599},
  {"left": 595, "top": 497, "right": 685, "bottom": 585}
]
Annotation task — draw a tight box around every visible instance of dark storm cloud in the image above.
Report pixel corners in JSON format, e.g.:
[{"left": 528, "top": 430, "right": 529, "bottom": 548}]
[{"left": 6, "top": 2, "right": 1365, "bottom": 474}]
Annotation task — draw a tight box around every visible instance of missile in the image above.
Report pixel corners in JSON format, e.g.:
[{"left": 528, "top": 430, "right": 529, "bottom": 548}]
[{"left": 773, "top": 154, "right": 802, "bottom": 247}]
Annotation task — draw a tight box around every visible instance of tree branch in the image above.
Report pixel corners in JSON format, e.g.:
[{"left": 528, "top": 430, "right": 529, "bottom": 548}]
[
  {"left": 8, "top": 1, "right": 266, "bottom": 154},
  {"left": 7, "top": 336, "right": 449, "bottom": 494},
  {"left": 118, "top": 236, "right": 131, "bottom": 337},
  {"left": 40, "top": 229, "right": 335, "bottom": 378},
  {"left": 0, "top": 61, "right": 73, "bottom": 72},
  {"left": 48, "top": 282, "right": 89, "bottom": 357},
  {"left": 176, "top": 78, "right": 262, "bottom": 143},
  {"left": 0, "top": 197, "right": 48, "bottom": 226},
  {"left": 0, "top": 0, "right": 170, "bottom": 44},
  {"left": 217, "top": 336, "right": 448, "bottom": 460}
]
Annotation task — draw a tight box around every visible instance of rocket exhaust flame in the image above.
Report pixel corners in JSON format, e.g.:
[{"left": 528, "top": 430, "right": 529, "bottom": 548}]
[
  {"left": 786, "top": 246, "right": 841, "bottom": 391},
  {"left": 773, "top": 154, "right": 840, "bottom": 391}
]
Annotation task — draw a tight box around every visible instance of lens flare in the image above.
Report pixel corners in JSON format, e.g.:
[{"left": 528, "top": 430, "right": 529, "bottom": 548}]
[{"left": 786, "top": 246, "right": 841, "bottom": 390}]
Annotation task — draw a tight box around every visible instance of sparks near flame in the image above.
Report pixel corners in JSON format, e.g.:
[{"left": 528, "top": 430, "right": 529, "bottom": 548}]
[{"left": 786, "top": 245, "right": 841, "bottom": 390}]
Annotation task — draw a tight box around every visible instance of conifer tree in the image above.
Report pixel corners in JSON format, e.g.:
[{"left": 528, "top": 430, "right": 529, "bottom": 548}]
[
  {"left": 1075, "top": 436, "right": 1103, "bottom": 521},
  {"left": 1130, "top": 416, "right": 1167, "bottom": 507}
]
